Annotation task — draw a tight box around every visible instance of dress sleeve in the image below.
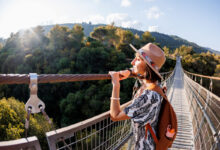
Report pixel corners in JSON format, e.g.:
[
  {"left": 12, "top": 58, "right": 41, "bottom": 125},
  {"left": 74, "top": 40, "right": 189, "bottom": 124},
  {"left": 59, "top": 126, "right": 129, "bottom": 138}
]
[{"left": 123, "top": 90, "right": 161, "bottom": 124}]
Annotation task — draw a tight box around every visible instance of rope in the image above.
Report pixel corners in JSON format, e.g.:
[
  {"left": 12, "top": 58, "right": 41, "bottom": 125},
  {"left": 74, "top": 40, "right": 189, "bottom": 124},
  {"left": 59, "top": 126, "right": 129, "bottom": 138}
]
[
  {"left": 0, "top": 71, "right": 172, "bottom": 85},
  {"left": 0, "top": 74, "right": 137, "bottom": 85}
]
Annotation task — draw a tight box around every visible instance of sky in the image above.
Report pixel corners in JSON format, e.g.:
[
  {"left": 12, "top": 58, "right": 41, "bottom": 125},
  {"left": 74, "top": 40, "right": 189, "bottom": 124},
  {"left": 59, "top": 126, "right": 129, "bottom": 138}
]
[{"left": 0, "top": 0, "right": 220, "bottom": 51}]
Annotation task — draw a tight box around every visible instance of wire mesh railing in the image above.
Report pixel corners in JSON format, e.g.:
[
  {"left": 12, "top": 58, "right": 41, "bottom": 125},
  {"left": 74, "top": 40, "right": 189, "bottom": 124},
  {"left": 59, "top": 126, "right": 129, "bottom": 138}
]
[
  {"left": 183, "top": 70, "right": 220, "bottom": 150},
  {"left": 161, "top": 69, "right": 175, "bottom": 96},
  {"left": 184, "top": 70, "right": 220, "bottom": 97},
  {"left": 46, "top": 101, "right": 132, "bottom": 150}
]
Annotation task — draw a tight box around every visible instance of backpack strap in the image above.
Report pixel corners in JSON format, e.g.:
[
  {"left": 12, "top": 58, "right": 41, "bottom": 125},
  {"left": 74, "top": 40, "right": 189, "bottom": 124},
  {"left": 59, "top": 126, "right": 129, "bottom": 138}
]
[
  {"left": 144, "top": 83, "right": 167, "bottom": 142},
  {"left": 146, "top": 83, "right": 167, "bottom": 101},
  {"left": 145, "top": 123, "right": 159, "bottom": 144}
]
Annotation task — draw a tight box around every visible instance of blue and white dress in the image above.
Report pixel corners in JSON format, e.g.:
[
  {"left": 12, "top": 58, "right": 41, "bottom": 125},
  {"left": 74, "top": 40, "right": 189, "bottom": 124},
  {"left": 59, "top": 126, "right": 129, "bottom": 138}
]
[{"left": 124, "top": 88, "right": 162, "bottom": 150}]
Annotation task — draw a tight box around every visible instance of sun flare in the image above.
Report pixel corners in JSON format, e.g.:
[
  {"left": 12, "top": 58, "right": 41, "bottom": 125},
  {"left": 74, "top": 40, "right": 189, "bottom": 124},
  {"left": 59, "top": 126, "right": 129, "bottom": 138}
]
[{"left": 0, "top": 0, "right": 57, "bottom": 38}]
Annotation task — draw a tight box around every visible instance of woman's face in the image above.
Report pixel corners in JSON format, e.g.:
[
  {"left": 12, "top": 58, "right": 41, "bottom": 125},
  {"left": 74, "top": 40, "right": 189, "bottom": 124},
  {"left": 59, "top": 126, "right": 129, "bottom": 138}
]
[{"left": 131, "top": 53, "right": 146, "bottom": 75}]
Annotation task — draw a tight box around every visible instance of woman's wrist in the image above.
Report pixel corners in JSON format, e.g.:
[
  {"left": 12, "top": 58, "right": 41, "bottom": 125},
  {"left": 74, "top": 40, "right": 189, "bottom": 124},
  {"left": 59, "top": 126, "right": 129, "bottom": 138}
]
[
  {"left": 110, "top": 97, "right": 120, "bottom": 101},
  {"left": 113, "top": 83, "right": 120, "bottom": 88}
]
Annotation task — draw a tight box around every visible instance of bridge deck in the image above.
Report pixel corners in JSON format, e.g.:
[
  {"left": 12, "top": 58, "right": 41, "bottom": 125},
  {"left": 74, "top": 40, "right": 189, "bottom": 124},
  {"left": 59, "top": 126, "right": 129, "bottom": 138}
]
[{"left": 168, "top": 60, "right": 194, "bottom": 150}]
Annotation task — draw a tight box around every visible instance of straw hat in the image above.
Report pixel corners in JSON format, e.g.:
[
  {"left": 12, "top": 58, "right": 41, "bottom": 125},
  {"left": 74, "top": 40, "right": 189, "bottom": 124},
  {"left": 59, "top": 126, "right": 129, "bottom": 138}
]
[{"left": 129, "top": 43, "right": 166, "bottom": 79}]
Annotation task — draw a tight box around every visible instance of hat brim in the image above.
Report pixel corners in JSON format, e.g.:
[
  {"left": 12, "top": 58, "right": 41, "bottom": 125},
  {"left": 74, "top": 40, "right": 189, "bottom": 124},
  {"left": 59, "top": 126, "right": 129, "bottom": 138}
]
[{"left": 129, "top": 44, "right": 162, "bottom": 79}]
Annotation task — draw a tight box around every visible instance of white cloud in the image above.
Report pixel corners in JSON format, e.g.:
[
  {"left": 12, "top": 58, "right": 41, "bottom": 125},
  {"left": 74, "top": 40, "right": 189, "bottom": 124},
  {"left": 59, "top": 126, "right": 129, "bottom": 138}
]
[
  {"left": 73, "top": 13, "right": 141, "bottom": 29},
  {"left": 122, "top": 20, "right": 140, "bottom": 28},
  {"left": 121, "top": 0, "right": 131, "bottom": 7},
  {"left": 106, "top": 13, "right": 141, "bottom": 29},
  {"left": 106, "top": 13, "right": 128, "bottom": 24},
  {"left": 87, "top": 14, "right": 105, "bottom": 24},
  {"left": 146, "top": 6, "right": 163, "bottom": 19},
  {"left": 148, "top": 25, "right": 159, "bottom": 32}
]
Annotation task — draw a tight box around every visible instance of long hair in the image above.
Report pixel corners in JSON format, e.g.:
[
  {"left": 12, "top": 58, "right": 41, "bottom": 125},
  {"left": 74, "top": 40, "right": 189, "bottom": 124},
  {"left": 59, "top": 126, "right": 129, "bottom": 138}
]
[{"left": 137, "top": 65, "right": 161, "bottom": 82}]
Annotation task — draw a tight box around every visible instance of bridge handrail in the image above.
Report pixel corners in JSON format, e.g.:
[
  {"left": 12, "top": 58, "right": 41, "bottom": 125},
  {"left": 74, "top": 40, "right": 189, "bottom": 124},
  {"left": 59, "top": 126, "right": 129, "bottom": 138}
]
[
  {"left": 0, "top": 136, "right": 41, "bottom": 150},
  {"left": 184, "top": 71, "right": 220, "bottom": 102},
  {"left": 0, "top": 71, "right": 172, "bottom": 85},
  {"left": 0, "top": 74, "right": 119, "bottom": 85},
  {"left": 183, "top": 71, "right": 220, "bottom": 149},
  {"left": 184, "top": 75, "right": 219, "bottom": 134},
  {"left": 184, "top": 69, "right": 220, "bottom": 80},
  {"left": 46, "top": 101, "right": 132, "bottom": 150}
]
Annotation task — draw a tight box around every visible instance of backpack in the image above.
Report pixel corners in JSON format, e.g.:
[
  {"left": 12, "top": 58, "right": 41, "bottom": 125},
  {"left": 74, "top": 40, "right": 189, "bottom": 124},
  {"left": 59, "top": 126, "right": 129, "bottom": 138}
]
[{"left": 145, "top": 84, "right": 177, "bottom": 150}]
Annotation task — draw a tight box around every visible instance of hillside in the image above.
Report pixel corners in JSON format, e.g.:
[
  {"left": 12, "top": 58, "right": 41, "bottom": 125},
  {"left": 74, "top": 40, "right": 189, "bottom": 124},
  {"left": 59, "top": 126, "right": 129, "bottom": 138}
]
[
  {"left": 0, "top": 23, "right": 219, "bottom": 54},
  {"left": 39, "top": 23, "right": 220, "bottom": 54},
  {"left": 0, "top": 38, "right": 5, "bottom": 45},
  {"left": 151, "top": 32, "right": 220, "bottom": 54}
]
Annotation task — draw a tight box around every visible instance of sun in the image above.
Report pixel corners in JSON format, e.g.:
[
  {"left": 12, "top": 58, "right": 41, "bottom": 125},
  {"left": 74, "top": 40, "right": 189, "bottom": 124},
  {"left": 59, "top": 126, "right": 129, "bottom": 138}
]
[{"left": 0, "top": 0, "right": 56, "bottom": 38}]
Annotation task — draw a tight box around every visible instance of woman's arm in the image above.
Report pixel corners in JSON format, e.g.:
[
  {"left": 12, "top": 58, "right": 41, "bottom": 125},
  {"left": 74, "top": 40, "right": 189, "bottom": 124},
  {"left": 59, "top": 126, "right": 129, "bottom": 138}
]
[{"left": 109, "top": 71, "right": 130, "bottom": 121}]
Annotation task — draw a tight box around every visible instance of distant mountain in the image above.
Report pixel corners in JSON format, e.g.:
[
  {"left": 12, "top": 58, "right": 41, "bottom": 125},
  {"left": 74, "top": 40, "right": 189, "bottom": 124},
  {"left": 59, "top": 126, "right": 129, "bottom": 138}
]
[
  {"left": 2, "top": 23, "right": 220, "bottom": 54},
  {"left": 42, "top": 22, "right": 105, "bottom": 37},
  {"left": 43, "top": 23, "right": 219, "bottom": 54},
  {"left": 150, "top": 32, "right": 220, "bottom": 54}
]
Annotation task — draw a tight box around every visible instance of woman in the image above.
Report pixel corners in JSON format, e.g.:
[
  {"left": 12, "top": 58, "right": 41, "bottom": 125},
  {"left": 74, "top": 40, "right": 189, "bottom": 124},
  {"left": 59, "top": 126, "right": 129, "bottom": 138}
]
[{"left": 109, "top": 43, "right": 166, "bottom": 150}]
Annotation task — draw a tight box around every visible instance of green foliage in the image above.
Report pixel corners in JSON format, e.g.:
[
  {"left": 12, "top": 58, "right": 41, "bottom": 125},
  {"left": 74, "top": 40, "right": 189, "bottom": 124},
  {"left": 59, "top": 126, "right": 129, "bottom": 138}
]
[
  {"left": 0, "top": 24, "right": 176, "bottom": 132},
  {"left": 182, "top": 51, "right": 219, "bottom": 76},
  {"left": 48, "top": 25, "right": 70, "bottom": 50},
  {"left": 214, "top": 64, "right": 220, "bottom": 77},
  {"left": 90, "top": 25, "right": 119, "bottom": 48},
  {"left": 174, "top": 45, "right": 194, "bottom": 57},
  {"left": 0, "top": 98, "right": 24, "bottom": 140},
  {"left": 160, "top": 57, "right": 176, "bottom": 72},
  {"left": 76, "top": 47, "right": 109, "bottom": 73},
  {"left": 163, "top": 46, "right": 170, "bottom": 56},
  {"left": 0, "top": 97, "right": 53, "bottom": 149},
  {"left": 90, "top": 26, "right": 108, "bottom": 41},
  {"left": 0, "top": 43, "right": 3, "bottom": 50},
  {"left": 141, "top": 31, "right": 155, "bottom": 46}
]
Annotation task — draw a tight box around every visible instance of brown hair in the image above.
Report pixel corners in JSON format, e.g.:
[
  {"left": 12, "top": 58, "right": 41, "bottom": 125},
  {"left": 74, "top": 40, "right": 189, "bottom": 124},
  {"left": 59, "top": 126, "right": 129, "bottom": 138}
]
[
  {"left": 145, "top": 65, "right": 161, "bottom": 82},
  {"left": 137, "top": 65, "right": 161, "bottom": 82}
]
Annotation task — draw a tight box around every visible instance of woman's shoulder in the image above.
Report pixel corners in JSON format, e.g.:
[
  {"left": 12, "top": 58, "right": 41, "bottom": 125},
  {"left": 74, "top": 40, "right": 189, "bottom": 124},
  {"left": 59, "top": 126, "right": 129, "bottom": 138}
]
[{"left": 143, "top": 89, "right": 163, "bottom": 99}]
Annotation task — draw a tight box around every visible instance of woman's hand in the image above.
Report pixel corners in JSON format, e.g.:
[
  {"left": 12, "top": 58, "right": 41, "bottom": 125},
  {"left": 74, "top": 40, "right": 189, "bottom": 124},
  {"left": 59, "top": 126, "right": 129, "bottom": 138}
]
[
  {"left": 109, "top": 71, "right": 120, "bottom": 87},
  {"left": 109, "top": 70, "right": 131, "bottom": 86},
  {"left": 119, "top": 70, "right": 131, "bottom": 80}
]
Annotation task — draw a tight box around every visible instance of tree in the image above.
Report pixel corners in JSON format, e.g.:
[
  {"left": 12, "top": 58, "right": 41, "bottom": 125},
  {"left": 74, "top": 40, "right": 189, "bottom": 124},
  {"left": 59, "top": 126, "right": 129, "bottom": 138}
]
[
  {"left": 75, "top": 47, "right": 109, "bottom": 73},
  {"left": 133, "top": 33, "right": 141, "bottom": 47},
  {"left": 90, "top": 25, "right": 119, "bottom": 48},
  {"left": 214, "top": 64, "right": 220, "bottom": 77},
  {"left": 141, "top": 31, "right": 155, "bottom": 45},
  {"left": 115, "top": 29, "right": 134, "bottom": 58},
  {"left": 0, "top": 43, "right": 3, "bottom": 50},
  {"left": 3, "top": 33, "right": 22, "bottom": 51},
  {"left": 90, "top": 26, "right": 108, "bottom": 42},
  {"left": 59, "top": 92, "right": 84, "bottom": 126},
  {"left": 163, "top": 46, "right": 170, "bottom": 56},
  {"left": 0, "top": 98, "right": 24, "bottom": 140},
  {"left": 48, "top": 25, "right": 70, "bottom": 50},
  {"left": 116, "top": 29, "right": 134, "bottom": 45},
  {"left": 0, "top": 97, "right": 53, "bottom": 149}
]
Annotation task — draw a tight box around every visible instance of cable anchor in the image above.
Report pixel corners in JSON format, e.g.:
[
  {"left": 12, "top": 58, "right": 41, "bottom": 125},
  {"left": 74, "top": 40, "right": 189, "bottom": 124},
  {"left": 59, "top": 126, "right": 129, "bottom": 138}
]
[{"left": 25, "top": 73, "right": 45, "bottom": 113}]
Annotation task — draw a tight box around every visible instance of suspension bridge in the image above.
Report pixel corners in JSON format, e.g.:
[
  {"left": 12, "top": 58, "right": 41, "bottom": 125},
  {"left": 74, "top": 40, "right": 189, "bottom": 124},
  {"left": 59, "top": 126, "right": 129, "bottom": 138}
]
[{"left": 0, "top": 57, "right": 219, "bottom": 150}]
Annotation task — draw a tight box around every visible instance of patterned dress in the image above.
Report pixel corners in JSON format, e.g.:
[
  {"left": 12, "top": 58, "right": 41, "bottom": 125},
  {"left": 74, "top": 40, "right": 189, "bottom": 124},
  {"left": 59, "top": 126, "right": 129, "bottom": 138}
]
[{"left": 124, "top": 88, "right": 162, "bottom": 150}]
